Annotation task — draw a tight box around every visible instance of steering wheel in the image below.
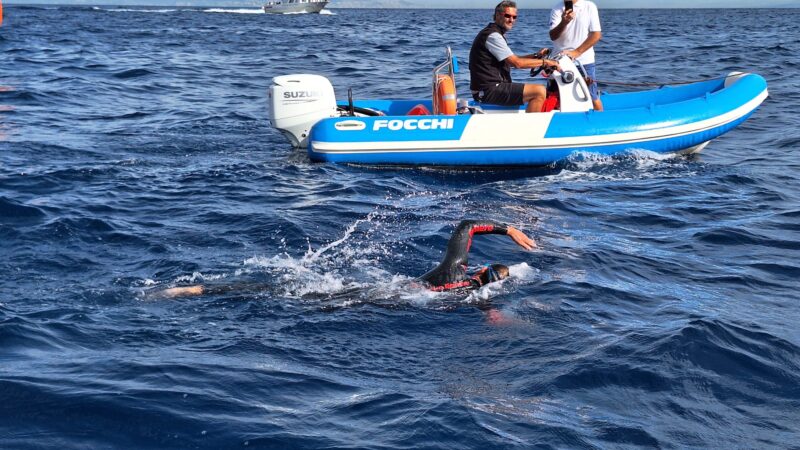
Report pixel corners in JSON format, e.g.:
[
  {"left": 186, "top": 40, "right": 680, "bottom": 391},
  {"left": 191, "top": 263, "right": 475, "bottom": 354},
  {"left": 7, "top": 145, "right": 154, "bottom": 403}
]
[
  {"left": 530, "top": 50, "right": 558, "bottom": 78},
  {"left": 531, "top": 61, "right": 559, "bottom": 79}
]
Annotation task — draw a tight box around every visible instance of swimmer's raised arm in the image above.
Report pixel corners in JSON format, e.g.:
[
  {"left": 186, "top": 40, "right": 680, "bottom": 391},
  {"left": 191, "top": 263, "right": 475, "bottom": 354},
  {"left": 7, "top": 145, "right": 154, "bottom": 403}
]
[
  {"left": 506, "top": 225, "right": 536, "bottom": 250},
  {"left": 439, "top": 220, "right": 536, "bottom": 268}
]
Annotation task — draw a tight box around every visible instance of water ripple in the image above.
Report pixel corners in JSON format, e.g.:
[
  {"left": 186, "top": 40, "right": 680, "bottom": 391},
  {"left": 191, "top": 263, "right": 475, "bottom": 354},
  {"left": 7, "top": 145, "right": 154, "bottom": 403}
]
[{"left": 0, "top": 6, "right": 798, "bottom": 449}]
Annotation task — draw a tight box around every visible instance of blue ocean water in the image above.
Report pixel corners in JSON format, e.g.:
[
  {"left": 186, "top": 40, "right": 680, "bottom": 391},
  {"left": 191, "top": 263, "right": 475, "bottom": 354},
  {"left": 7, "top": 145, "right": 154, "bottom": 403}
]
[{"left": 1, "top": 5, "right": 800, "bottom": 448}]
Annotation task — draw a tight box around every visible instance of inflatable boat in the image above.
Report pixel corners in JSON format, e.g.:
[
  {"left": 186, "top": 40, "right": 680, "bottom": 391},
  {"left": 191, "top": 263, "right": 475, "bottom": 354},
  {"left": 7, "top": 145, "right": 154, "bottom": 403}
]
[{"left": 268, "top": 48, "right": 768, "bottom": 166}]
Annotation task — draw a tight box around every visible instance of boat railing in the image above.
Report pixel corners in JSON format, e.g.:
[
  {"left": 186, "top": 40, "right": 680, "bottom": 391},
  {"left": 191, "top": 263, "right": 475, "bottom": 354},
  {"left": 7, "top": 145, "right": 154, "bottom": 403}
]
[{"left": 431, "top": 47, "right": 458, "bottom": 115}]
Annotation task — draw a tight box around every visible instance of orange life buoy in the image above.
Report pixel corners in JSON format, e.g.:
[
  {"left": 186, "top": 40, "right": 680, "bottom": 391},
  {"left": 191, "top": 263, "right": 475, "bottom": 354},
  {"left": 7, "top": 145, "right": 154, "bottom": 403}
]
[
  {"left": 1, "top": 0, "right": 4, "bottom": 27},
  {"left": 434, "top": 74, "right": 457, "bottom": 116}
]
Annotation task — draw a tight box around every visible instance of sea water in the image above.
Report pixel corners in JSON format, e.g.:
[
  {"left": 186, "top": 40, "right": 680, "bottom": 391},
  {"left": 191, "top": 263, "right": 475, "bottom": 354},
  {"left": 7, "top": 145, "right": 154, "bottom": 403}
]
[{"left": 1, "top": 6, "right": 799, "bottom": 448}]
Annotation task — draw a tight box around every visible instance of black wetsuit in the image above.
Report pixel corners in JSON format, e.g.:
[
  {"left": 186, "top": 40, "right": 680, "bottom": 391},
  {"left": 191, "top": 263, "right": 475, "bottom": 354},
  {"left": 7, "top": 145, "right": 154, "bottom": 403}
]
[{"left": 419, "top": 220, "right": 509, "bottom": 291}]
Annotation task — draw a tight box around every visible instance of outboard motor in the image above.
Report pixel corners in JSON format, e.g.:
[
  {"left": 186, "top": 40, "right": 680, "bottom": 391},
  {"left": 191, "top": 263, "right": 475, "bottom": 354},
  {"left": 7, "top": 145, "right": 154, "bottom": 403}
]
[{"left": 269, "top": 74, "right": 337, "bottom": 148}]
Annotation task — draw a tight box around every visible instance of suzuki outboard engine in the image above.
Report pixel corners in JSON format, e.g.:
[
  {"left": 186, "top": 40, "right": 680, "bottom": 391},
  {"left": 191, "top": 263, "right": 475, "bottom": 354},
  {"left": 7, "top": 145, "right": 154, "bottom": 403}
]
[{"left": 269, "top": 74, "right": 337, "bottom": 148}]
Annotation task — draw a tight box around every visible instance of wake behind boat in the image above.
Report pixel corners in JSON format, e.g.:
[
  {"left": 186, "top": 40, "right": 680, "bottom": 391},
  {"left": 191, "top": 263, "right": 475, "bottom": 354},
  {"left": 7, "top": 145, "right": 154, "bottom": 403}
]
[
  {"left": 262, "top": 0, "right": 328, "bottom": 14},
  {"left": 269, "top": 48, "right": 768, "bottom": 166}
]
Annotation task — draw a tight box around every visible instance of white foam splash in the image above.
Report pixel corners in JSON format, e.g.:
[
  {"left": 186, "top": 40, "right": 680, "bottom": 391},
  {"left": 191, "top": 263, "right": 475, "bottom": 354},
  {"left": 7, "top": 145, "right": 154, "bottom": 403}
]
[
  {"left": 243, "top": 252, "right": 363, "bottom": 299},
  {"left": 508, "top": 262, "right": 538, "bottom": 280},
  {"left": 540, "top": 149, "right": 694, "bottom": 183},
  {"left": 462, "top": 263, "right": 539, "bottom": 303},
  {"left": 301, "top": 213, "right": 375, "bottom": 263},
  {"left": 171, "top": 271, "right": 229, "bottom": 284}
]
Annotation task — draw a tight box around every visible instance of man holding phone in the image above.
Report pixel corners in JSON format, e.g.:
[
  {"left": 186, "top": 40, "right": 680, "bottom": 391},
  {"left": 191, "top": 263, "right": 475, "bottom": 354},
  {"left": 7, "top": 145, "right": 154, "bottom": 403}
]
[
  {"left": 469, "top": 1, "right": 560, "bottom": 113},
  {"left": 549, "top": 0, "right": 603, "bottom": 111}
]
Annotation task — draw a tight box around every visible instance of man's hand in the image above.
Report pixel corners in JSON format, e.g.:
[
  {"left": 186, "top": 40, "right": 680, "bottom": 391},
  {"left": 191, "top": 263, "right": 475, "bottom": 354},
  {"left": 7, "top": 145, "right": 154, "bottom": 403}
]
[
  {"left": 543, "top": 59, "right": 562, "bottom": 73},
  {"left": 563, "top": 49, "right": 581, "bottom": 59},
  {"left": 550, "top": 10, "right": 575, "bottom": 40},
  {"left": 507, "top": 226, "right": 537, "bottom": 250},
  {"left": 532, "top": 47, "right": 551, "bottom": 59}
]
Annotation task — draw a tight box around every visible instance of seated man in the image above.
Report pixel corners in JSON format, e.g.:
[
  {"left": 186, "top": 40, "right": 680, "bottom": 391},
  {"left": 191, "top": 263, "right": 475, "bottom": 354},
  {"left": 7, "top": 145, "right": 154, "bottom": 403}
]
[
  {"left": 155, "top": 219, "right": 535, "bottom": 298},
  {"left": 469, "top": 1, "right": 561, "bottom": 113}
]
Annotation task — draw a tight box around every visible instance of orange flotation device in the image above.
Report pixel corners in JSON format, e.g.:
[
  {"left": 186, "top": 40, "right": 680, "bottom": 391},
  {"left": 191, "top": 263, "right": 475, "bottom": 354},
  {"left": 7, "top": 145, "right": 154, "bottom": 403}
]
[
  {"left": 1, "top": 0, "right": 4, "bottom": 27},
  {"left": 434, "top": 74, "right": 457, "bottom": 116}
]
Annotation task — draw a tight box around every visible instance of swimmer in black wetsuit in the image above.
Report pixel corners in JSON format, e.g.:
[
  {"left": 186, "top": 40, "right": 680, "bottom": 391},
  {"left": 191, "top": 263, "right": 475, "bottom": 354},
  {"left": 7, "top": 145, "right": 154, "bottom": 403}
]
[
  {"left": 419, "top": 219, "right": 536, "bottom": 292},
  {"left": 154, "top": 219, "right": 535, "bottom": 298}
]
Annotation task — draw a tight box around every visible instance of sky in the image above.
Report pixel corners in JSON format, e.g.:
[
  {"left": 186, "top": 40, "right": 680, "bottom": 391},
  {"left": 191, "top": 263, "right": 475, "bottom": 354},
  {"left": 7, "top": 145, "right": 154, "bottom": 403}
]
[{"left": 3, "top": 0, "right": 795, "bottom": 7}]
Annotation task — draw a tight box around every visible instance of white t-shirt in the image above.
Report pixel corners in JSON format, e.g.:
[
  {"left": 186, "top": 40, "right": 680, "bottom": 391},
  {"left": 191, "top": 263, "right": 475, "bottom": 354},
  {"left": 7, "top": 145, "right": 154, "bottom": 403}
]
[{"left": 549, "top": 0, "right": 601, "bottom": 65}]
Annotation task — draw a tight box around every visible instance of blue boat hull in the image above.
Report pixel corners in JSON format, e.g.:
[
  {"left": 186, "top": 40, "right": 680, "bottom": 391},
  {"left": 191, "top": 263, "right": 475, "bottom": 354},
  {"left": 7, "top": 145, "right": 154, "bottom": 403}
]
[{"left": 307, "top": 73, "right": 768, "bottom": 166}]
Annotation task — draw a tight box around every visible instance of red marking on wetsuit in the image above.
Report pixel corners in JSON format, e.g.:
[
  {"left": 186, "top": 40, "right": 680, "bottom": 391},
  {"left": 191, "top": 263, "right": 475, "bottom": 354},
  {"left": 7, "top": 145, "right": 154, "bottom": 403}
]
[
  {"left": 428, "top": 280, "right": 473, "bottom": 292},
  {"left": 466, "top": 224, "right": 494, "bottom": 252}
]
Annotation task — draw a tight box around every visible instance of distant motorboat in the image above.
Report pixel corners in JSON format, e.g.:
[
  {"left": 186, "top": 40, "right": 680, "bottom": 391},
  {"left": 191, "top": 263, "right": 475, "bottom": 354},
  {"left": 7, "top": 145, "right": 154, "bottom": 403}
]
[{"left": 262, "top": 0, "right": 329, "bottom": 14}]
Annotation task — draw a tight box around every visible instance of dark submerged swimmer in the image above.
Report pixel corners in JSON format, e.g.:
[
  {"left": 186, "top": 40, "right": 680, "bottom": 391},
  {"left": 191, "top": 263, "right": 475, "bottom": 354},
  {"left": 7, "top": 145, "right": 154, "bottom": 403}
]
[
  {"left": 155, "top": 219, "right": 535, "bottom": 298},
  {"left": 419, "top": 219, "right": 535, "bottom": 291}
]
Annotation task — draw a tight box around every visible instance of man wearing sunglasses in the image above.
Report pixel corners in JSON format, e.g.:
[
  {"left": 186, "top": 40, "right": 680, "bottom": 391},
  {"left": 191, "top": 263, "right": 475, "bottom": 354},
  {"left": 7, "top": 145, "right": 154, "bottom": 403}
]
[{"left": 469, "top": 1, "right": 560, "bottom": 113}]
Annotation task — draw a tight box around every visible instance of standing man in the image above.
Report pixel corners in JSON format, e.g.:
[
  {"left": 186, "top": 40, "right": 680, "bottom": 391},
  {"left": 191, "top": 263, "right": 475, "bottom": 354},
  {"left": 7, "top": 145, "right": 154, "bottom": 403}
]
[
  {"left": 470, "top": 1, "right": 560, "bottom": 113},
  {"left": 549, "top": 0, "right": 603, "bottom": 111}
]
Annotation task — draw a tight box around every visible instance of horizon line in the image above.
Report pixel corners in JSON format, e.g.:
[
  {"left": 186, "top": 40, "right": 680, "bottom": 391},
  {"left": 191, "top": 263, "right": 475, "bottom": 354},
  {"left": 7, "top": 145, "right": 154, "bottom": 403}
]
[{"left": 4, "top": 2, "right": 798, "bottom": 7}]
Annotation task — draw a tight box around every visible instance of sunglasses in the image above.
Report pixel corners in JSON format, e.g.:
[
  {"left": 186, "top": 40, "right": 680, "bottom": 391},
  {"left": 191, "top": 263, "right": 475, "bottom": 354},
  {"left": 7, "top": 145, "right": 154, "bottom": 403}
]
[{"left": 504, "top": 13, "right": 518, "bottom": 20}]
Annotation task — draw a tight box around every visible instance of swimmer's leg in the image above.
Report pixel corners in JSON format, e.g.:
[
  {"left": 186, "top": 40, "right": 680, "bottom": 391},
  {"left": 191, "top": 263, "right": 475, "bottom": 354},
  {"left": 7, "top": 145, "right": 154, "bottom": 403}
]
[{"left": 158, "top": 285, "right": 205, "bottom": 298}]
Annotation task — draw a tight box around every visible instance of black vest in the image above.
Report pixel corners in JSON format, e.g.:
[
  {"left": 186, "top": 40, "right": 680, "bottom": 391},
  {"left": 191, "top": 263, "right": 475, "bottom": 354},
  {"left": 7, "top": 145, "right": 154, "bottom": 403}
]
[{"left": 469, "top": 23, "right": 512, "bottom": 91}]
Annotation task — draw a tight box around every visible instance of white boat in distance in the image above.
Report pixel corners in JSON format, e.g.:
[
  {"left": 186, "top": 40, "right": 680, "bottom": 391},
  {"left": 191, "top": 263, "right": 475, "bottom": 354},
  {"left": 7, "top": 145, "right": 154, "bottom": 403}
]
[{"left": 262, "top": 0, "right": 329, "bottom": 14}]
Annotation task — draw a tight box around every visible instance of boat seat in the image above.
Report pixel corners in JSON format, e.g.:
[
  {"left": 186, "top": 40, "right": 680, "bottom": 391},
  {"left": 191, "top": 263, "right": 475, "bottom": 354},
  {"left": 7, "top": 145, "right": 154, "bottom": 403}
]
[
  {"left": 541, "top": 94, "right": 559, "bottom": 112},
  {"left": 407, "top": 104, "right": 431, "bottom": 116}
]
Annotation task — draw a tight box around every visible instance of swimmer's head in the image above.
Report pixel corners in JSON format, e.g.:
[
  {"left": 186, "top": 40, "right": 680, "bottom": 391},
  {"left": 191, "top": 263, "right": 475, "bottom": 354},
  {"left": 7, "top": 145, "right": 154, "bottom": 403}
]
[{"left": 478, "top": 264, "right": 509, "bottom": 285}]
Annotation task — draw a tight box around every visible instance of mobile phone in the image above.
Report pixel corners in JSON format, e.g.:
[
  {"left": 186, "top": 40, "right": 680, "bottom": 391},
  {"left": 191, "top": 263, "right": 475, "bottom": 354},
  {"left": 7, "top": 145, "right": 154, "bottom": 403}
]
[{"left": 564, "top": 0, "right": 573, "bottom": 12}]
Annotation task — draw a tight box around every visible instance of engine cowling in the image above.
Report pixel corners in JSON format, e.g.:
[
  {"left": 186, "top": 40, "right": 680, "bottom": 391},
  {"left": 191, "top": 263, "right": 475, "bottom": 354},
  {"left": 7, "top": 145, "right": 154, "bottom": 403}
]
[{"left": 268, "top": 74, "right": 337, "bottom": 148}]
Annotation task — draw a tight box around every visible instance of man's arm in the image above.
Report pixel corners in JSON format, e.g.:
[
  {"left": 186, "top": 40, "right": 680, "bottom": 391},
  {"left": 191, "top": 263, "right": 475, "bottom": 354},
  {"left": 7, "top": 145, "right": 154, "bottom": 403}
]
[
  {"left": 504, "top": 54, "right": 560, "bottom": 71},
  {"left": 507, "top": 225, "right": 536, "bottom": 250},
  {"left": 550, "top": 9, "right": 575, "bottom": 41},
  {"left": 486, "top": 33, "right": 560, "bottom": 73},
  {"left": 444, "top": 220, "right": 536, "bottom": 264},
  {"left": 520, "top": 48, "right": 550, "bottom": 59},
  {"left": 563, "top": 31, "right": 601, "bottom": 60},
  {"left": 455, "top": 220, "right": 535, "bottom": 250}
]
